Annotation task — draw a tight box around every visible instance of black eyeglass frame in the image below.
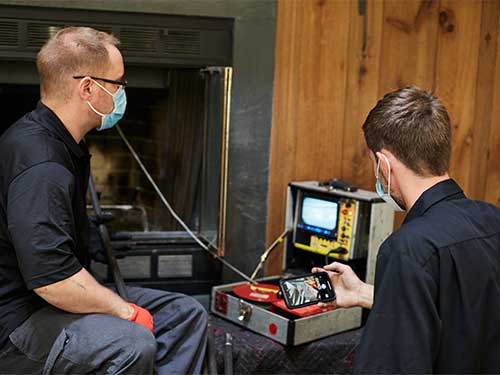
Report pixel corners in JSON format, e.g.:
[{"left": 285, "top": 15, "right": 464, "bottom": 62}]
[{"left": 73, "top": 75, "right": 128, "bottom": 87}]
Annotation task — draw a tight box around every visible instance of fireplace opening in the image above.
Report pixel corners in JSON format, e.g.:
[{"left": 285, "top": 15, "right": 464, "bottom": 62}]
[
  {"left": 1, "top": 69, "right": 217, "bottom": 236},
  {"left": 0, "top": 66, "right": 230, "bottom": 294},
  {"left": 0, "top": 6, "right": 234, "bottom": 294}
]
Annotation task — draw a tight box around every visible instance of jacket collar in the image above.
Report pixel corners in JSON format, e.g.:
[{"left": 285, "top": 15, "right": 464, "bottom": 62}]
[
  {"left": 34, "top": 101, "right": 89, "bottom": 159},
  {"left": 403, "top": 179, "right": 465, "bottom": 224}
]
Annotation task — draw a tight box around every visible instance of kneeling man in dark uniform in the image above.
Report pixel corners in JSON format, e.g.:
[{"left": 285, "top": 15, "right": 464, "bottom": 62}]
[
  {"left": 315, "top": 87, "right": 500, "bottom": 374},
  {"left": 0, "top": 27, "right": 207, "bottom": 374}
]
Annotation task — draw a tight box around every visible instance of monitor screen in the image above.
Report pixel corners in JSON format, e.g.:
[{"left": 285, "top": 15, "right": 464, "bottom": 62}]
[{"left": 301, "top": 197, "right": 338, "bottom": 231}]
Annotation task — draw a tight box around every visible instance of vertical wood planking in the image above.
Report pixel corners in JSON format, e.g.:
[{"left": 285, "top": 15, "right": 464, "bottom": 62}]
[
  {"left": 377, "top": 0, "right": 440, "bottom": 228},
  {"left": 468, "top": 0, "right": 500, "bottom": 200},
  {"left": 485, "top": 9, "right": 500, "bottom": 207},
  {"left": 434, "top": 0, "right": 483, "bottom": 194},
  {"left": 266, "top": 0, "right": 352, "bottom": 276},
  {"left": 265, "top": 0, "right": 299, "bottom": 275},
  {"left": 293, "top": 0, "right": 351, "bottom": 181},
  {"left": 378, "top": 0, "right": 440, "bottom": 94},
  {"left": 266, "top": 1, "right": 296, "bottom": 274},
  {"left": 341, "top": 0, "right": 384, "bottom": 191}
]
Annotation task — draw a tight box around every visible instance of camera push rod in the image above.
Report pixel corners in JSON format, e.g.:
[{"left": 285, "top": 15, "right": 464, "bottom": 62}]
[{"left": 250, "top": 228, "right": 290, "bottom": 281}]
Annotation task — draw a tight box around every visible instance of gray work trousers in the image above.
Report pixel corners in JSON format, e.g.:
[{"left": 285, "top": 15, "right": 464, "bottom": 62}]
[{"left": 0, "top": 286, "right": 208, "bottom": 375}]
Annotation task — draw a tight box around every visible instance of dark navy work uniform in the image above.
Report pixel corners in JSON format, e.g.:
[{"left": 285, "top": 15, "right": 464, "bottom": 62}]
[
  {"left": 0, "top": 102, "right": 207, "bottom": 374},
  {"left": 0, "top": 102, "right": 91, "bottom": 349},
  {"left": 354, "top": 179, "right": 500, "bottom": 374}
]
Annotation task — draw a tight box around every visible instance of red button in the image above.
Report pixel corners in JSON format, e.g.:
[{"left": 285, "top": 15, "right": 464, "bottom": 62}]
[{"left": 269, "top": 323, "right": 278, "bottom": 335}]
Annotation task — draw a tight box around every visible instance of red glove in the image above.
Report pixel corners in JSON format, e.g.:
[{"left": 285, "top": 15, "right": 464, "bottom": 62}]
[{"left": 127, "top": 303, "right": 154, "bottom": 333}]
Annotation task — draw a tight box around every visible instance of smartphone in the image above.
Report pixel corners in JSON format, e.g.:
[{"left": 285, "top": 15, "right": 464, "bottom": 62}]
[{"left": 279, "top": 272, "right": 336, "bottom": 309}]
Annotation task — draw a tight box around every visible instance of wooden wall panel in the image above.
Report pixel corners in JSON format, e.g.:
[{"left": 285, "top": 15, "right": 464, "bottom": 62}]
[
  {"left": 378, "top": 0, "right": 441, "bottom": 228},
  {"left": 266, "top": 0, "right": 500, "bottom": 276},
  {"left": 293, "top": 0, "right": 351, "bottom": 180},
  {"left": 378, "top": 0, "right": 440, "bottom": 93},
  {"left": 341, "top": 0, "right": 384, "bottom": 190},
  {"left": 434, "top": 0, "right": 482, "bottom": 194},
  {"left": 469, "top": 0, "right": 500, "bottom": 200},
  {"left": 485, "top": 9, "right": 500, "bottom": 206},
  {"left": 266, "top": 0, "right": 352, "bottom": 274}
]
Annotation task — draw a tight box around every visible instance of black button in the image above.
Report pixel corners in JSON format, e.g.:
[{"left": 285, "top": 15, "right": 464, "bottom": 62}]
[{"left": 336, "top": 247, "right": 348, "bottom": 254}]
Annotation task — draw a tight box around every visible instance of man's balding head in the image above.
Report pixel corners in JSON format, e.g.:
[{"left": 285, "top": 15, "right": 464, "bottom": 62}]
[{"left": 36, "top": 27, "right": 120, "bottom": 102}]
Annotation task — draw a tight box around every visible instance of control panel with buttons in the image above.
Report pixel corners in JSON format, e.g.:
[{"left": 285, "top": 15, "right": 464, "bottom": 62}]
[{"left": 285, "top": 180, "right": 394, "bottom": 290}]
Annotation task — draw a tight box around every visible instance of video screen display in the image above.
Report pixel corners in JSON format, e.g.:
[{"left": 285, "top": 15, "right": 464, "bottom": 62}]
[
  {"left": 282, "top": 275, "right": 321, "bottom": 306},
  {"left": 301, "top": 197, "right": 338, "bottom": 231}
]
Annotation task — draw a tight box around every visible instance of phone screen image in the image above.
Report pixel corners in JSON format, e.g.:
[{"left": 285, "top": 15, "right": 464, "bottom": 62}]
[{"left": 280, "top": 272, "right": 335, "bottom": 309}]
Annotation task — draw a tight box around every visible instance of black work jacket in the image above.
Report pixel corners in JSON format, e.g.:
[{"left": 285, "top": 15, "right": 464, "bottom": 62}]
[
  {"left": 354, "top": 179, "right": 500, "bottom": 373},
  {"left": 0, "top": 102, "right": 91, "bottom": 349}
]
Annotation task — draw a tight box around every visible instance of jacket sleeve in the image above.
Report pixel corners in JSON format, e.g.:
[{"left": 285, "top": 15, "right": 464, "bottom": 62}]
[
  {"left": 7, "top": 162, "right": 82, "bottom": 289},
  {"left": 353, "top": 242, "right": 441, "bottom": 374}
]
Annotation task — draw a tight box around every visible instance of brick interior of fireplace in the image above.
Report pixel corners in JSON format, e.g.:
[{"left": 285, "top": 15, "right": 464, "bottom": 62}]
[{"left": 0, "top": 69, "right": 207, "bottom": 234}]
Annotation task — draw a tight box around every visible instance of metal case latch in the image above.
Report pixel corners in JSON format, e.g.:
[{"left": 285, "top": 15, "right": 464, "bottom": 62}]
[{"left": 238, "top": 300, "right": 253, "bottom": 322}]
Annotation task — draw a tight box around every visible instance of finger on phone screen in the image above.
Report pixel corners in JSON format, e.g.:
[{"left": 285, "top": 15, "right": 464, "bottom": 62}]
[{"left": 324, "top": 262, "right": 347, "bottom": 273}]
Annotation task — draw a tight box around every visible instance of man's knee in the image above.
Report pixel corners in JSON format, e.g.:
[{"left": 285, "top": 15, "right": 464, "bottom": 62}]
[
  {"left": 182, "top": 296, "right": 208, "bottom": 326},
  {"left": 103, "top": 323, "right": 156, "bottom": 373},
  {"left": 41, "top": 314, "right": 157, "bottom": 374},
  {"left": 124, "top": 323, "right": 157, "bottom": 361}
]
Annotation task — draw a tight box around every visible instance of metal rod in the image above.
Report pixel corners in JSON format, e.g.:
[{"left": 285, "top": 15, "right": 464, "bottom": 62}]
[
  {"left": 250, "top": 228, "right": 290, "bottom": 280},
  {"left": 115, "top": 124, "right": 256, "bottom": 284},
  {"left": 88, "top": 174, "right": 129, "bottom": 300},
  {"left": 207, "top": 323, "right": 218, "bottom": 375},
  {"left": 224, "top": 333, "right": 233, "bottom": 375}
]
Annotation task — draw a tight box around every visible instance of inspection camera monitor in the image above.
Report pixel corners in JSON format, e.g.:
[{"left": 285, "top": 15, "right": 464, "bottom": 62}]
[
  {"left": 285, "top": 181, "right": 394, "bottom": 284},
  {"left": 294, "top": 188, "right": 368, "bottom": 260}
]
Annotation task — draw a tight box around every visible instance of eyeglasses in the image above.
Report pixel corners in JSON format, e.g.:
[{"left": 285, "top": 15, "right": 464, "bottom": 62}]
[{"left": 73, "top": 75, "right": 128, "bottom": 87}]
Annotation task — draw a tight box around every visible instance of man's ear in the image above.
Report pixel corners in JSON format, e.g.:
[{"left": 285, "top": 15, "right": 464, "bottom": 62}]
[
  {"left": 77, "top": 77, "right": 93, "bottom": 101},
  {"left": 380, "top": 149, "right": 397, "bottom": 163},
  {"left": 375, "top": 151, "right": 389, "bottom": 177}
]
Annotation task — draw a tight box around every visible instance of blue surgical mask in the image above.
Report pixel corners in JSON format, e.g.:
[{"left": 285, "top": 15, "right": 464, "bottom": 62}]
[
  {"left": 87, "top": 79, "right": 127, "bottom": 131},
  {"left": 375, "top": 155, "right": 405, "bottom": 212}
]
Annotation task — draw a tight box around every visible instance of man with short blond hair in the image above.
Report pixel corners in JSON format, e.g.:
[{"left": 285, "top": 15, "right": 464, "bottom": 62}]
[
  {"left": 37, "top": 27, "right": 120, "bottom": 101},
  {"left": 0, "top": 27, "right": 207, "bottom": 374}
]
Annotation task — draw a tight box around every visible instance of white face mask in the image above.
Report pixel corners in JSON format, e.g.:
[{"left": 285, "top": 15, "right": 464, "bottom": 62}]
[{"left": 375, "top": 154, "right": 405, "bottom": 212}]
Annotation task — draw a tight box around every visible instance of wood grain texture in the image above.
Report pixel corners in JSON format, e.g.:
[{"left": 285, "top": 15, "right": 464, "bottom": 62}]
[
  {"left": 378, "top": 0, "right": 440, "bottom": 93},
  {"left": 434, "top": 0, "right": 483, "bottom": 194},
  {"left": 266, "top": 0, "right": 500, "bottom": 276},
  {"left": 378, "top": 0, "right": 441, "bottom": 229},
  {"left": 265, "top": 0, "right": 299, "bottom": 276},
  {"left": 341, "top": 0, "right": 384, "bottom": 190},
  {"left": 485, "top": 6, "right": 500, "bottom": 206},
  {"left": 468, "top": 0, "right": 500, "bottom": 200},
  {"left": 266, "top": 0, "right": 352, "bottom": 275}
]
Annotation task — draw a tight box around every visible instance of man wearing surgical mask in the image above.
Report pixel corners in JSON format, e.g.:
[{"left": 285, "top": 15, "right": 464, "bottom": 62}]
[
  {"left": 0, "top": 27, "right": 207, "bottom": 374},
  {"left": 314, "top": 87, "right": 500, "bottom": 373}
]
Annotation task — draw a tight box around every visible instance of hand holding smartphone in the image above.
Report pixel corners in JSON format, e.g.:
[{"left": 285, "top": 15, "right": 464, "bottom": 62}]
[{"left": 279, "top": 272, "right": 336, "bottom": 309}]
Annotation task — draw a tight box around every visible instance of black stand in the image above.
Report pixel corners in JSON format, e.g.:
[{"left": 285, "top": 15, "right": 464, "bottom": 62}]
[{"left": 88, "top": 174, "right": 129, "bottom": 300}]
